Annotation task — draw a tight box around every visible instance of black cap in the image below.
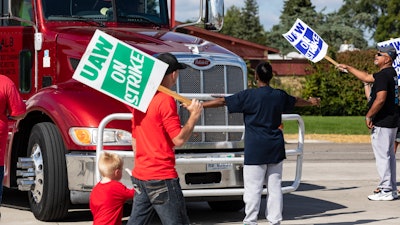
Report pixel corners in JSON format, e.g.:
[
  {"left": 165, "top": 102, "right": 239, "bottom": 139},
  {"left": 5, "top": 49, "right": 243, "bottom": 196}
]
[
  {"left": 157, "top": 53, "right": 187, "bottom": 75},
  {"left": 377, "top": 45, "right": 398, "bottom": 61}
]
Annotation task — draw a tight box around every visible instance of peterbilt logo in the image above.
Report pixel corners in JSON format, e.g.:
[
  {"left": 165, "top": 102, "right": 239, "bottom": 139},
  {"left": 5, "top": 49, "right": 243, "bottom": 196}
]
[{"left": 193, "top": 58, "right": 211, "bottom": 67}]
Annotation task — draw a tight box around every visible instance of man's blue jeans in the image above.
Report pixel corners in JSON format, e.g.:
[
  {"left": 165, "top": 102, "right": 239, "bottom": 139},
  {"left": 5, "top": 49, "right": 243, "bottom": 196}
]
[{"left": 126, "top": 177, "right": 190, "bottom": 225}]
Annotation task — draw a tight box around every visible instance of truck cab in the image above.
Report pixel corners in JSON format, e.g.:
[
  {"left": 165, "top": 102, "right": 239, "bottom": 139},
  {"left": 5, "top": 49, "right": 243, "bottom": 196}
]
[{"left": 0, "top": 0, "right": 304, "bottom": 222}]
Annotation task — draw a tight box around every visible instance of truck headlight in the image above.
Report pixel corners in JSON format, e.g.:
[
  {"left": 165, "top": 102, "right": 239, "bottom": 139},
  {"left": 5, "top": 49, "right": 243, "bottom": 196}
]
[{"left": 69, "top": 127, "right": 132, "bottom": 146}]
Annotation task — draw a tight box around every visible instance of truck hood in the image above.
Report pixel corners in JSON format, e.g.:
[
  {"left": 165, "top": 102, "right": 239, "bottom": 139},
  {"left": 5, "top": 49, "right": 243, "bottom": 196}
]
[{"left": 54, "top": 26, "right": 235, "bottom": 56}]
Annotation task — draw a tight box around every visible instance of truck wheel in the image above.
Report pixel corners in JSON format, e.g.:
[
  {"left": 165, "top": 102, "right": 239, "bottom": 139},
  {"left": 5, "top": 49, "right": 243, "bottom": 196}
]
[
  {"left": 27, "top": 122, "right": 70, "bottom": 221},
  {"left": 208, "top": 200, "right": 245, "bottom": 211}
]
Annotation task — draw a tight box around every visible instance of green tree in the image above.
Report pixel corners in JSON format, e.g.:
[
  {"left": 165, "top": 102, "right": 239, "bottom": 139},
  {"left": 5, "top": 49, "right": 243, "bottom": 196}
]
[
  {"left": 298, "top": 50, "right": 376, "bottom": 116},
  {"left": 338, "top": 0, "right": 388, "bottom": 43},
  {"left": 221, "top": 0, "right": 266, "bottom": 45},
  {"left": 266, "top": 0, "right": 367, "bottom": 53},
  {"left": 238, "top": 0, "right": 266, "bottom": 45},
  {"left": 221, "top": 6, "right": 242, "bottom": 38},
  {"left": 318, "top": 12, "right": 368, "bottom": 51},
  {"left": 265, "top": 0, "right": 323, "bottom": 55},
  {"left": 374, "top": 0, "right": 400, "bottom": 42}
]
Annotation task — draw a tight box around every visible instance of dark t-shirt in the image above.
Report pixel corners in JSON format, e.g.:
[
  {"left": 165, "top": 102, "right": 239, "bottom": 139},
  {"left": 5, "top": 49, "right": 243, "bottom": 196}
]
[
  {"left": 225, "top": 86, "right": 296, "bottom": 165},
  {"left": 369, "top": 67, "right": 398, "bottom": 128}
]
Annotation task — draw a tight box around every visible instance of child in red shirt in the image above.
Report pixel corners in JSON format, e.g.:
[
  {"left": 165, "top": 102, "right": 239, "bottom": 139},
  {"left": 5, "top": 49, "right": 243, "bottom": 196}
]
[{"left": 90, "top": 152, "right": 134, "bottom": 225}]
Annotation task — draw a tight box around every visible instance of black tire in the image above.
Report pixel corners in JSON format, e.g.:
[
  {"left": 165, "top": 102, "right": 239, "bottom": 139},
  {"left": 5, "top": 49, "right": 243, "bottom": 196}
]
[
  {"left": 27, "top": 122, "right": 70, "bottom": 221},
  {"left": 208, "top": 200, "right": 245, "bottom": 211}
]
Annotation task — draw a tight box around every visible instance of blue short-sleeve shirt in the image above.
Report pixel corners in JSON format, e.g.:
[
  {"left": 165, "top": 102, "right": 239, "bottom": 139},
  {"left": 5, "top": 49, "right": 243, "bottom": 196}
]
[{"left": 225, "top": 86, "right": 296, "bottom": 165}]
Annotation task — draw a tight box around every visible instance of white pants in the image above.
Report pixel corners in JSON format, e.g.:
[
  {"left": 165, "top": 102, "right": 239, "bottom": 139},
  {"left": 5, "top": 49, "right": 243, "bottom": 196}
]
[
  {"left": 371, "top": 126, "right": 397, "bottom": 191},
  {"left": 243, "top": 162, "right": 283, "bottom": 225}
]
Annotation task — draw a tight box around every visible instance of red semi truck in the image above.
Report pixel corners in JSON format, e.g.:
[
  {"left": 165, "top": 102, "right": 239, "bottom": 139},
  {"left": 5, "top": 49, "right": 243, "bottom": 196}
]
[{"left": 1, "top": 0, "right": 305, "bottom": 221}]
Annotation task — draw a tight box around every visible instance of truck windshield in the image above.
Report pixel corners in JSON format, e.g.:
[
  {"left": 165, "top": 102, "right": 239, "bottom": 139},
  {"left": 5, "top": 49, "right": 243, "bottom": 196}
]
[{"left": 42, "top": 0, "right": 168, "bottom": 25}]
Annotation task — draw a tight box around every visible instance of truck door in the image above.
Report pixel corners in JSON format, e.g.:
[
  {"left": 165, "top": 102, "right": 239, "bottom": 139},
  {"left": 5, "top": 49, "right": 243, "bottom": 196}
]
[{"left": 0, "top": 0, "right": 35, "bottom": 98}]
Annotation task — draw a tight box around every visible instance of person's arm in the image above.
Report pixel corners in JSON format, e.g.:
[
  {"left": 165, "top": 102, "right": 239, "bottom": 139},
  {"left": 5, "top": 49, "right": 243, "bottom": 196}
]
[
  {"left": 363, "top": 82, "right": 371, "bottom": 100},
  {"left": 337, "top": 64, "right": 374, "bottom": 83},
  {"left": 202, "top": 97, "right": 226, "bottom": 108},
  {"left": 6, "top": 81, "right": 27, "bottom": 120},
  {"left": 365, "top": 91, "right": 386, "bottom": 129},
  {"left": 172, "top": 99, "right": 203, "bottom": 147},
  {"left": 294, "top": 97, "right": 320, "bottom": 107}
]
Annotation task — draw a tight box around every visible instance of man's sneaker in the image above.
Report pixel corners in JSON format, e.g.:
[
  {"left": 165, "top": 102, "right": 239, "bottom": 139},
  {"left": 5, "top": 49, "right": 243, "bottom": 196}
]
[
  {"left": 368, "top": 190, "right": 394, "bottom": 201},
  {"left": 393, "top": 191, "right": 399, "bottom": 199}
]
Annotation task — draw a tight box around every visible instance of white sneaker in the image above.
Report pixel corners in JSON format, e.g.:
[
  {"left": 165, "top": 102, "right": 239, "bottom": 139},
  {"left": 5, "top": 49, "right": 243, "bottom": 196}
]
[{"left": 368, "top": 190, "right": 394, "bottom": 201}]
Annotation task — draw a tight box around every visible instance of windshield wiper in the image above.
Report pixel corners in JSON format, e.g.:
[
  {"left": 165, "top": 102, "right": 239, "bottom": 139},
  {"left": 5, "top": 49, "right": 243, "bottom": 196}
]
[
  {"left": 118, "top": 15, "right": 160, "bottom": 28},
  {"left": 48, "top": 15, "right": 105, "bottom": 27},
  {"left": 70, "top": 15, "right": 105, "bottom": 27}
]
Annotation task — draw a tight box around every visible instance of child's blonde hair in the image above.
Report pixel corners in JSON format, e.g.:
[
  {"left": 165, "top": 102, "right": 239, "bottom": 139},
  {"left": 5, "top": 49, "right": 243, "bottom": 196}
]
[{"left": 98, "top": 152, "right": 123, "bottom": 178}]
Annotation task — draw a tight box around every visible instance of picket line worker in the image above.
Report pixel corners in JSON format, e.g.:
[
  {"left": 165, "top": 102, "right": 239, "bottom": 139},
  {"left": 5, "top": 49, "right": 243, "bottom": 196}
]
[
  {"left": 0, "top": 75, "right": 26, "bottom": 218},
  {"left": 338, "top": 45, "right": 398, "bottom": 201},
  {"left": 203, "top": 61, "right": 320, "bottom": 225},
  {"left": 126, "top": 53, "right": 203, "bottom": 225}
]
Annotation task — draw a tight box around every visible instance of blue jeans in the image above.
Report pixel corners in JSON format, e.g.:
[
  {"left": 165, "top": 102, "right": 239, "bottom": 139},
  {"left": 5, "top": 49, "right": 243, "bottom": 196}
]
[
  {"left": 0, "top": 166, "right": 4, "bottom": 204},
  {"left": 126, "top": 177, "right": 190, "bottom": 225}
]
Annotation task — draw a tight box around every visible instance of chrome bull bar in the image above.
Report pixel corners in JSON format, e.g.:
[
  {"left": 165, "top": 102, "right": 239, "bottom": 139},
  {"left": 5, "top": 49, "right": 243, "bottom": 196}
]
[{"left": 96, "top": 113, "right": 305, "bottom": 196}]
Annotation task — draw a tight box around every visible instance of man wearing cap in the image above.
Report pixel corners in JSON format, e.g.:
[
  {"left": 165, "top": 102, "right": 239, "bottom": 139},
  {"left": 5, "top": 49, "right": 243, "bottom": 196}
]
[
  {"left": 126, "top": 53, "right": 203, "bottom": 225},
  {"left": 338, "top": 45, "right": 398, "bottom": 201}
]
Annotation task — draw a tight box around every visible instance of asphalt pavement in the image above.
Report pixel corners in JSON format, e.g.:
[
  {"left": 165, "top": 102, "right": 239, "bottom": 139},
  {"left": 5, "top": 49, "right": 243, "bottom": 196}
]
[{"left": 1, "top": 142, "right": 400, "bottom": 225}]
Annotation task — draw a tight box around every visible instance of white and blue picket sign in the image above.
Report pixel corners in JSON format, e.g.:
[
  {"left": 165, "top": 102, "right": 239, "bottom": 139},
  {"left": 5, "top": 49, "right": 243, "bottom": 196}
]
[{"left": 282, "top": 18, "right": 328, "bottom": 63}]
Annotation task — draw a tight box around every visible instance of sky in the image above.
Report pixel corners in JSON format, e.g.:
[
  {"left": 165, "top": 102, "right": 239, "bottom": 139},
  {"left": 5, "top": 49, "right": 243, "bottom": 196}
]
[{"left": 175, "top": 0, "right": 344, "bottom": 31}]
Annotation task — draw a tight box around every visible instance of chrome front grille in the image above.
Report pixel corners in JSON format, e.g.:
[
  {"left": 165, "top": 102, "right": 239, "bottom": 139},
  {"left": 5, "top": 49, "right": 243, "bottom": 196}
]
[{"left": 174, "top": 63, "right": 246, "bottom": 143}]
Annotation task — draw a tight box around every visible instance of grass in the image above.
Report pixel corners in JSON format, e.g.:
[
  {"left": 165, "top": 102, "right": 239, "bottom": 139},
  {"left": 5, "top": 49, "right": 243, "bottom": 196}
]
[{"left": 282, "top": 116, "right": 370, "bottom": 135}]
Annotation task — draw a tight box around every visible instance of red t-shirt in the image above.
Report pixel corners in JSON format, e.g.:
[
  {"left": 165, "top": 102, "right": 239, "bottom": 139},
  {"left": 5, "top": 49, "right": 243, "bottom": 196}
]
[
  {"left": 130, "top": 92, "right": 181, "bottom": 180},
  {"left": 90, "top": 180, "right": 134, "bottom": 225},
  {"left": 0, "top": 75, "right": 26, "bottom": 166}
]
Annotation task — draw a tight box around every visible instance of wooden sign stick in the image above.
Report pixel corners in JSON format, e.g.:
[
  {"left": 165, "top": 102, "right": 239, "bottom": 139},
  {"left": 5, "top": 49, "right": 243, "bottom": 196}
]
[
  {"left": 324, "top": 55, "right": 339, "bottom": 66},
  {"left": 157, "top": 85, "right": 192, "bottom": 105},
  {"left": 324, "top": 55, "right": 348, "bottom": 73}
]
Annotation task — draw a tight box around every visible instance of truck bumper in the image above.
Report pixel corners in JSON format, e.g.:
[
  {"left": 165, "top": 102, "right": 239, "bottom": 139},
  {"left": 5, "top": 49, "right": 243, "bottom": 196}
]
[{"left": 66, "top": 151, "right": 246, "bottom": 204}]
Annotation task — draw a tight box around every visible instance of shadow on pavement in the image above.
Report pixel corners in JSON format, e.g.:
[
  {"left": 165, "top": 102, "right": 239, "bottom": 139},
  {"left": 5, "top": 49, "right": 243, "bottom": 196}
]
[
  {"left": 283, "top": 181, "right": 326, "bottom": 191},
  {"left": 2, "top": 188, "right": 29, "bottom": 210},
  {"left": 307, "top": 218, "right": 398, "bottom": 225},
  {"left": 5, "top": 182, "right": 397, "bottom": 224},
  {"left": 283, "top": 182, "right": 399, "bottom": 224}
]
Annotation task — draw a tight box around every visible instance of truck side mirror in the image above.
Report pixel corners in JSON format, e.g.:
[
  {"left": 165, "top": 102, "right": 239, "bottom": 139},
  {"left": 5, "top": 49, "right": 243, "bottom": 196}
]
[{"left": 204, "top": 0, "right": 224, "bottom": 31}]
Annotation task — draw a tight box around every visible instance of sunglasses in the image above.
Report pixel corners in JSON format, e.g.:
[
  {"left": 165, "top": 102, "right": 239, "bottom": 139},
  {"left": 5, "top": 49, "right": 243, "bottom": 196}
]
[{"left": 376, "top": 52, "right": 387, "bottom": 57}]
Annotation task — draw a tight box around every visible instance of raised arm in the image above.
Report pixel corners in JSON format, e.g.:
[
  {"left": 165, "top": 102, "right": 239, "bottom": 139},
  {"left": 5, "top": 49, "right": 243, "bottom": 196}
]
[
  {"left": 172, "top": 99, "right": 203, "bottom": 147},
  {"left": 202, "top": 97, "right": 226, "bottom": 108},
  {"left": 294, "top": 97, "right": 321, "bottom": 107}
]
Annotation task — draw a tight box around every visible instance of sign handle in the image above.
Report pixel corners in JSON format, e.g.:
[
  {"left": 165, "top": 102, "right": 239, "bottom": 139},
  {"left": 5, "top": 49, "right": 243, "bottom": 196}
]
[
  {"left": 324, "top": 55, "right": 339, "bottom": 66},
  {"left": 157, "top": 85, "right": 192, "bottom": 105},
  {"left": 324, "top": 55, "right": 348, "bottom": 73}
]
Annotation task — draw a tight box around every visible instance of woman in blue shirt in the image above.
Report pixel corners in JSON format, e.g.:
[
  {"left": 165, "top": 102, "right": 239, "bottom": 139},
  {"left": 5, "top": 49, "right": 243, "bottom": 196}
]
[{"left": 203, "top": 61, "right": 320, "bottom": 225}]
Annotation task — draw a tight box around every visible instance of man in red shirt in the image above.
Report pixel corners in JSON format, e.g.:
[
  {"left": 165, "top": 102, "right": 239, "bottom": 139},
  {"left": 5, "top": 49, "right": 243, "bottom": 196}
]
[
  {"left": 0, "top": 75, "right": 26, "bottom": 214},
  {"left": 126, "top": 53, "right": 202, "bottom": 225}
]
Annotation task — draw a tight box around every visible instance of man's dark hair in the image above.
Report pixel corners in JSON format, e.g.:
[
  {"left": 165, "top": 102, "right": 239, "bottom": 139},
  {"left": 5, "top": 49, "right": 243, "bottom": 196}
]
[{"left": 256, "top": 61, "right": 273, "bottom": 83}]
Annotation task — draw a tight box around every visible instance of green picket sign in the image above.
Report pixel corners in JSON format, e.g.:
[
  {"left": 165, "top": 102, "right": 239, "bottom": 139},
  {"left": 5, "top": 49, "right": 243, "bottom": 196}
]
[{"left": 73, "top": 29, "right": 167, "bottom": 112}]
